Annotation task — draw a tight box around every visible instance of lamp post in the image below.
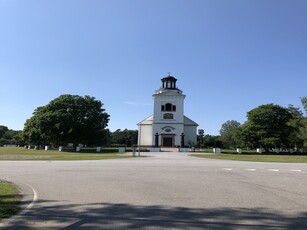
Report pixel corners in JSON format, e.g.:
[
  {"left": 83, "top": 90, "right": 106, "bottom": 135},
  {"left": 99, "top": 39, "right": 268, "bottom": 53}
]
[
  {"left": 198, "top": 129, "right": 204, "bottom": 150},
  {"left": 138, "top": 126, "right": 141, "bottom": 156}
]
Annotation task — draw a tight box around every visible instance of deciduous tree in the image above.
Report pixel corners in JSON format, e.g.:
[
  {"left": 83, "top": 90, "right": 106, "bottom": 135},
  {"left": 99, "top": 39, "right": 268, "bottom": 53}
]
[
  {"left": 219, "top": 120, "right": 241, "bottom": 148},
  {"left": 239, "top": 104, "right": 293, "bottom": 149},
  {"left": 23, "top": 95, "right": 110, "bottom": 146}
]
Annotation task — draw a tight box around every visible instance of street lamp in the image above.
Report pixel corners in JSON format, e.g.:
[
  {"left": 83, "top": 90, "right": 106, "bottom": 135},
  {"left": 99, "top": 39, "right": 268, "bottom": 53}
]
[{"left": 198, "top": 129, "right": 204, "bottom": 150}]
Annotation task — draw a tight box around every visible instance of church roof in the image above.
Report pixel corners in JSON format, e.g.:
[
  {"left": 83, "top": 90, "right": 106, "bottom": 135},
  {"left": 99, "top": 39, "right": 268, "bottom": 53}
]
[
  {"left": 161, "top": 76, "right": 177, "bottom": 82},
  {"left": 184, "top": 116, "right": 198, "bottom": 126},
  {"left": 137, "top": 115, "right": 198, "bottom": 126},
  {"left": 137, "top": 115, "right": 153, "bottom": 125}
]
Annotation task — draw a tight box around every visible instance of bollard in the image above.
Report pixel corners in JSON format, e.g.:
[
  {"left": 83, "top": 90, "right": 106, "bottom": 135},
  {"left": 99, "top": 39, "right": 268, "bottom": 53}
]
[
  {"left": 133, "top": 147, "right": 136, "bottom": 157},
  {"left": 119, "top": 147, "right": 126, "bottom": 153},
  {"left": 213, "top": 148, "right": 221, "bottom": 153}
]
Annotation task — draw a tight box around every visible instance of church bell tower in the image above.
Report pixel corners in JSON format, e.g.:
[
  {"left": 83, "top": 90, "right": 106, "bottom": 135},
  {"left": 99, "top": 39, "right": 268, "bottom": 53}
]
[
  {"left": 152, "top": 74, "right": 186, "bottom": 147},
  {"left": 137, "top": 74, "right": 198, "bottom": 149}
]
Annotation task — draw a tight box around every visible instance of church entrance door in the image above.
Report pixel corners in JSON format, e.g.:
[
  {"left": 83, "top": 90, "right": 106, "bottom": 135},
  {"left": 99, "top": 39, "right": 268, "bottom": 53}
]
[
  {"left": 163, "top": 138, "right": 173, "bottom": 147},
  {"left": 162, "top": 137, "right": 173, "bottom": 147}
]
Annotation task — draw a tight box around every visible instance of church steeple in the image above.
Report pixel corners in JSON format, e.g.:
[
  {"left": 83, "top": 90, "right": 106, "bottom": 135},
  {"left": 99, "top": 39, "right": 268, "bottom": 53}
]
[
  {"left": 161, "top": 74, "right": 177, "bottom": 89},
  {"left": 138, "top": 74, "right": 198, "bottom": 149}
]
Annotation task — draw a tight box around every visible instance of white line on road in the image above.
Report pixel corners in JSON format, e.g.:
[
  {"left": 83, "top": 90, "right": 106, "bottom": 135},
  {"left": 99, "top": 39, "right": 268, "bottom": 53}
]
[
  {"left": 19, "top": 182, "right": 38, "bottom": 215},
  {"left": 222, "top": 168, "right": 233, "bottom": 171},
  {"left": 246, "top": 169, "right": 256, "bottom": 171},
  {"left": 268, "top": 169, "right": 279, "bottom": 172},
  {"left": 290, "top": 169, "right": 302, "bottom": 172}
]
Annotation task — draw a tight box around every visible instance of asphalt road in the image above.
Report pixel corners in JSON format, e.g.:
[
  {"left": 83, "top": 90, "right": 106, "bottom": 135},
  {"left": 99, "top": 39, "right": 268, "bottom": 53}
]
[{"left": 1, "top": 152, "right": 307, "bottom": 229}]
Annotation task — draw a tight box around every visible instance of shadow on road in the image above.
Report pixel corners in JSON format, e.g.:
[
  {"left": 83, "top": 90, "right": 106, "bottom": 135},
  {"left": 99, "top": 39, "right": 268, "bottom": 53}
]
[{"left": 3, "top": 200, "right": 307, "bottom": 229}]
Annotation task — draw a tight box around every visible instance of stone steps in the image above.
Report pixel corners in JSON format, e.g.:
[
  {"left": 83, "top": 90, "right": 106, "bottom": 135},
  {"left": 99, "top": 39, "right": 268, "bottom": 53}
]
[{"left": 160, "top": 147, "right": 179, "bottom": 152}]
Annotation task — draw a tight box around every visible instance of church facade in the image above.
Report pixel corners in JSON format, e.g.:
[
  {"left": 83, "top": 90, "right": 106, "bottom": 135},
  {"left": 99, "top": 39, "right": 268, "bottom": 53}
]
[{"left": 137, "top": 75, "right": 198, "bottom": 148}]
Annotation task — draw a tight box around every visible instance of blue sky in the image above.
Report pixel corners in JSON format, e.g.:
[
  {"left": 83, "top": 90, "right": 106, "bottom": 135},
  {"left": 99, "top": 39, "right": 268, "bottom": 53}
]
[{"left": 0, "top": 0, "right": 306, "bottom": 135}]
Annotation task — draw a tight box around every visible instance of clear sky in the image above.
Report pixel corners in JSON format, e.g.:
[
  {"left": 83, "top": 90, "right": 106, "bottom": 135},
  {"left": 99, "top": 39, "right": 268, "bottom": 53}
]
[{"left": 1, "top": 0, "right": 306, "bottom": 135}]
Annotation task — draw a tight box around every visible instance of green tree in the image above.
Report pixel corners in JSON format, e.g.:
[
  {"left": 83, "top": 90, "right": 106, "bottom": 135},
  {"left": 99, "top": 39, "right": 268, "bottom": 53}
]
[
  {"left": 0, "top": 126, "right": 22, "bottom": 145},
  {"left": 203, "top": 134, "right": 223, "bottom": 148},
  {"left": 234, "top": 122, "right": 260, "bottom": 149},
  {"left": 287, "top": 104, "right": 304, "bottom": 148},
  {"left": 219, "top": 120, "right": 241, "bottom": 148},
  {"left": 301, "top": 118, "right": 307, "bottom": 148},
  {"left": 0, "top": 125, "right": 9, "bottom": 138},
  {"left": 240, "top": 104, "right": 293, "bottom": 150},
  {"left": 22, "top": 94, "right": 110, "bottom": 146},
  {"left": 301, "top": 97, "right": 307, "bottom": 115},
  {"left": 111, "top": 129, "right": 138, "bottom": 147},
  {"left": 299, "top": 97, "right": 307, "bottom": 147}
]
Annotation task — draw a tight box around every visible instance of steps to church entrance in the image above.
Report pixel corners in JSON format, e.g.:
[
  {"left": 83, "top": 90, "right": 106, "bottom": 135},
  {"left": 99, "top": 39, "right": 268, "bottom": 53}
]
[{"left": 160, "top": 147, "right": 180, "bottom": 152}]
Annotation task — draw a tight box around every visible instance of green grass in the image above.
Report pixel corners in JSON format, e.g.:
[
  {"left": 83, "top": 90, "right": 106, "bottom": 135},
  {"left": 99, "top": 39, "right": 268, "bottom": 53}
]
[
  {"left": 0, "top": 147, "right": 135, "bottom": 161},
  {"left": 192, "top": 153, "right": 307, "bottom": 163},
  {"left": 0, "top": 181, "right": 22, "bottom": 220}
]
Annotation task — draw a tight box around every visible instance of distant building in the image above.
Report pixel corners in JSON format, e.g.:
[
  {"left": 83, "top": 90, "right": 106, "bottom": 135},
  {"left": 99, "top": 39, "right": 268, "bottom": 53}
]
[{"left": 137, "top": 75, "right": 198, "bottom": 148}]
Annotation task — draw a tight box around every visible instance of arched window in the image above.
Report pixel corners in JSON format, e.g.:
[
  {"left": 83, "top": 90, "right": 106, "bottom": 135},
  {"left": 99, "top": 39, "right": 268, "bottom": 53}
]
[
  {"left": 163, "top": 113, "right": 173, "bottom": 119},
  {"left": 165, "top": 103, "right": 172, "bottom": 111}
]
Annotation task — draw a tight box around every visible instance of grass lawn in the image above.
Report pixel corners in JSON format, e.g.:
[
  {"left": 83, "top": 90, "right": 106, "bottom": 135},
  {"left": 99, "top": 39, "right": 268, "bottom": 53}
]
[
  {"left": 0, "top": 147, "right": 136, "bottom": 161},
  {"left": 192, "top": 153, "right": 307, "bottom": 163},
  {"left": 0, "top": 180, "right": 22, "bottom": 220}
]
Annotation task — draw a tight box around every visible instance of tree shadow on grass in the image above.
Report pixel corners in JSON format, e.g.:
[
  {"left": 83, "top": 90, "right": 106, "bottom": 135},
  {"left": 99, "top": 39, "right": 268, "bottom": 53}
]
[
  {"left": 3, "top": 199, "right": 307, "bottom": 230},
  {"left": 0, "top": 194, "right": 23, "bottom": 219}
]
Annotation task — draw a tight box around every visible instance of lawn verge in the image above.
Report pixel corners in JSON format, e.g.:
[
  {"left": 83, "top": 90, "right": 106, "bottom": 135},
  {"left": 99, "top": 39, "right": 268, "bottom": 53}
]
[
  {"left": 0, "top": 147, "right": 137, "bottom": 161},
  {"left": 0, "top": 181, "right": 22, "bottom": 220},
  {"left": 192, "top": 154, "right": 307, "bottom": 163}
]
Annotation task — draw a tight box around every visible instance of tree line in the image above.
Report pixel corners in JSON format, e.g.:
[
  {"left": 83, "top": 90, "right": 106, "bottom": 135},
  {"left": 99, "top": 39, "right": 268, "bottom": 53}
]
[
  {"left": 0, "top": 95, "right": 138, "bottom": 147},
  {"left": 0, "top": 125, "right": 22, "bottom": 145},
  {"left": 1, "top": 94, "right": 306, "bottom": 151},
  {"left": 198, "top": 97, "right": 307, "bottom": 151}
]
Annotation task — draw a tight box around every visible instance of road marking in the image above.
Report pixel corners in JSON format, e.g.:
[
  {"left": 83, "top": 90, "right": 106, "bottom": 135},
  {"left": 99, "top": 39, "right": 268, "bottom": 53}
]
[
  {"left": 268, "top": 169, "right": 279, "bottom": 172},
  {"left": 246, "top": 169, "right": 256, "bottom": 171},
  {"left": 222, "top": 168, "right": 233, "bottom": 171},
  {"left": 290, "top": 169, "right": 302, "bottom": 172},
  {"left": 19, "top": 182, "right": 38, "bottom": 215}
]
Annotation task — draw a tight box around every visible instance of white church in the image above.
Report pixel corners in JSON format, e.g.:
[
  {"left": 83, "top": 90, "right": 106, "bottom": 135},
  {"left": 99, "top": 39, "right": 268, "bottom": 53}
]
[{"left": 137, "top": 75, "right": 198, "bottom": 150}]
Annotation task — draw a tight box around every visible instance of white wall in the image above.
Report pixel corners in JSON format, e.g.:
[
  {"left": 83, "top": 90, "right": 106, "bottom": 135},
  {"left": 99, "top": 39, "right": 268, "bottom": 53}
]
[
  {"left": 153, "top": 91, "right": 185, "bottom": 124},
  {"left": 138, "top": 124, "right": 153, "bottom": 146}
]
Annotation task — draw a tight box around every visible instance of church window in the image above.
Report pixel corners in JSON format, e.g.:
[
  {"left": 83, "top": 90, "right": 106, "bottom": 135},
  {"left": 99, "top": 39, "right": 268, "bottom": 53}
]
[
  {"left": 162, "top": 103, "right": 176, "bottom": 111},
  {"left": 165, "top": 103, "right": 172, "bottom": 111},
  {"left": 163, "top": 113, "right": 173, "bottom": 119}
]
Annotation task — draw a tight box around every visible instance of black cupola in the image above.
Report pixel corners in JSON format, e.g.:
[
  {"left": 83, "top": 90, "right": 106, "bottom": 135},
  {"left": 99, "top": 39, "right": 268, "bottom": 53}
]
[{"left": 161, "top": 75, "right": 177, "bottom": 89}]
